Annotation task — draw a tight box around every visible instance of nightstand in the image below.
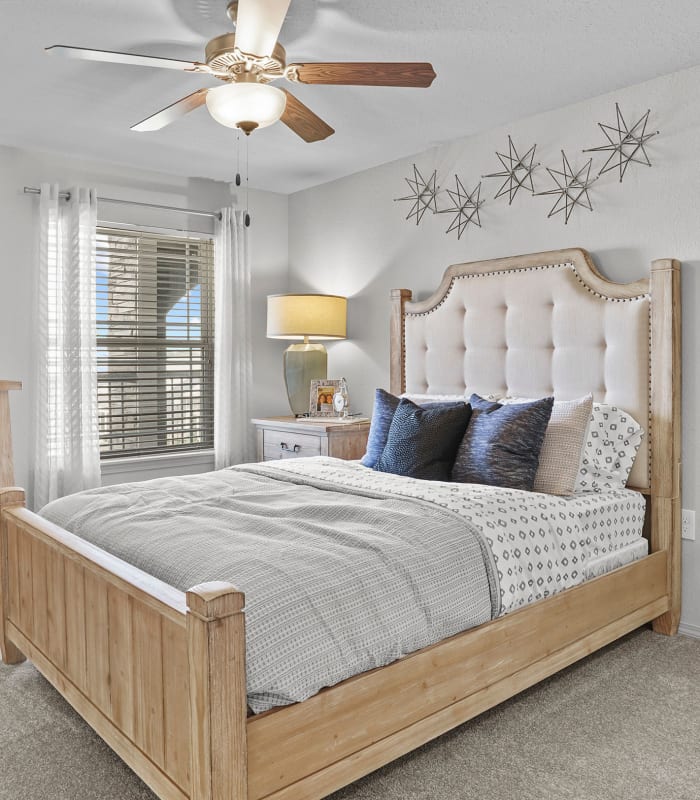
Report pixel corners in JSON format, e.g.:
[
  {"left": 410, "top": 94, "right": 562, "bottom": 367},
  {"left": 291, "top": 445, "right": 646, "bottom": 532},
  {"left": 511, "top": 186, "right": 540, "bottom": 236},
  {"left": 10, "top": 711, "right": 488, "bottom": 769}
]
[{"left": 251, "top": 417, "right": 371, "bottom": 462}]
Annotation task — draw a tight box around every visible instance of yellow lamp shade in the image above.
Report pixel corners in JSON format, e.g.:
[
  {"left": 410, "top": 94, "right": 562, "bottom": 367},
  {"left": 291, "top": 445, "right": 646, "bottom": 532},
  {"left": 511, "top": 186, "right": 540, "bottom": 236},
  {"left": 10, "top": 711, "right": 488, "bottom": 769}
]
[{"left": 266, "top": 294, "right": 347, "bottom": 341}]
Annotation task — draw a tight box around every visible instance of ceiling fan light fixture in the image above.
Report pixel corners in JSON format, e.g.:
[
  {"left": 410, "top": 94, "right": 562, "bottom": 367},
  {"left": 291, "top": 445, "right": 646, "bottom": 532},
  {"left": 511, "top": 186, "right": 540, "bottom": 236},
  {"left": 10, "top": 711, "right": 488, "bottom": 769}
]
[{"left": 205, "top": 82, "right": 286, "bottom": 133}]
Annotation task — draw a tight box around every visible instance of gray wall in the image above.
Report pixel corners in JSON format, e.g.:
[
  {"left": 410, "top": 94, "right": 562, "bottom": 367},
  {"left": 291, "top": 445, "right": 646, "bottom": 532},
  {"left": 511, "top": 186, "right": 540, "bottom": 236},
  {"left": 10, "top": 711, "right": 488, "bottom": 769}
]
[
  {"left": 0, "top": 145, "right": 289, "bottom": 498},
  {"left": 288, "top": 65, "right": 700, "bottom": 635}
]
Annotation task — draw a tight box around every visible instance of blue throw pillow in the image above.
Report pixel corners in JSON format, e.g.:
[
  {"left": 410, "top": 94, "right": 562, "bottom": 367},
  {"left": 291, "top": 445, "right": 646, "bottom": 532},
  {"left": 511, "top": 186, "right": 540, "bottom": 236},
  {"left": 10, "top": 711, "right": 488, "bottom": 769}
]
[
  {"left": 361, "top": 388, "right": 401, "bottom": 468},
  {"left": 361, "top": 389, "right": 466, "bottom": 468},
  {"left": 451, "top": 394, "right": 554, "bottom": 491},
  {"left": 375, "top": 398, "right": 472, "bottom": 481}
]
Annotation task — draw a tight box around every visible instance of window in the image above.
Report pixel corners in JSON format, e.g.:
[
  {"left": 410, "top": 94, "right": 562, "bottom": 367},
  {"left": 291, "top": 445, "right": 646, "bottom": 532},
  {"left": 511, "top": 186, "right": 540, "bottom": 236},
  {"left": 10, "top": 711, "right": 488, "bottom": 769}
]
[{"left": 96, "top": 226, "right": 215, "bottom": 458}]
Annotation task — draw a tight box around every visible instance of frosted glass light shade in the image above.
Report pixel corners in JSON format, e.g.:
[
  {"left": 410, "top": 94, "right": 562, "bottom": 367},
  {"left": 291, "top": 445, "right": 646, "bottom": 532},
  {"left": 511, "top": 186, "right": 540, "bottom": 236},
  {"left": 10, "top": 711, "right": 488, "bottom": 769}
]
[
  {"left": 267, "top": 294, "right": 347, "bottom": 341},
  {"left": 205, "top": 83, "right": 287, "bottom": 130}
]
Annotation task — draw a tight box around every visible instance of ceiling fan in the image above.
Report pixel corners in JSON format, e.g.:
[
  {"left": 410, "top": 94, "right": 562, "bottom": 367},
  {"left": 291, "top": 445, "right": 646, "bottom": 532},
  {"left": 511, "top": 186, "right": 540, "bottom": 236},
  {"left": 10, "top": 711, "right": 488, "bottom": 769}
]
[{"left": 46, "top": 0, "right": 436, "bottom": 143}]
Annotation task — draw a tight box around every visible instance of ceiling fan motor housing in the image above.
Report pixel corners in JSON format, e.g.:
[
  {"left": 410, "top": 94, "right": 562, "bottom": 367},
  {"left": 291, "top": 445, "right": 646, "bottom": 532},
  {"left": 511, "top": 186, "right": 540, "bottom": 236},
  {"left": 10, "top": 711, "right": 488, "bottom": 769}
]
[{"left": 204, "top": 33, "right": 286, "bottom": 82}]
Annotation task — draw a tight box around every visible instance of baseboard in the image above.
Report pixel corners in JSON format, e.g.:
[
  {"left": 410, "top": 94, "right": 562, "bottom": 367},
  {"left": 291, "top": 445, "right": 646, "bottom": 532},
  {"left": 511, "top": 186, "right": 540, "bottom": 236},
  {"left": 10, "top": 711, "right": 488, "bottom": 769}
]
[{"left": 678, "top": 621, "right": 700, "bottom": 639}]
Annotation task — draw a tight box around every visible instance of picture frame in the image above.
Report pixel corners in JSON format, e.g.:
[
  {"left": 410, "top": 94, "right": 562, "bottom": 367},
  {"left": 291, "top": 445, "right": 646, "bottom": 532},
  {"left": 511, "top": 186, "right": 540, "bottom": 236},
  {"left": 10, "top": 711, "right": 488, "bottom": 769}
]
[{"left": 309, "top": 379, "right": 347, "bottom": 417}]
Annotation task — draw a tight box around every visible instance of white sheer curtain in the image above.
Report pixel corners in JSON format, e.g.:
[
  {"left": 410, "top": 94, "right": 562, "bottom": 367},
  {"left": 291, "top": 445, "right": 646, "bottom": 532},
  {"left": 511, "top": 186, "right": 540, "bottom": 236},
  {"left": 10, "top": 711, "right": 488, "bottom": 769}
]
[
  {"left": 214, "top": 208, "right": 253, "bottom": 468},
  {"left": 33, "top": 184, "right": 100, "bottom": 509}
]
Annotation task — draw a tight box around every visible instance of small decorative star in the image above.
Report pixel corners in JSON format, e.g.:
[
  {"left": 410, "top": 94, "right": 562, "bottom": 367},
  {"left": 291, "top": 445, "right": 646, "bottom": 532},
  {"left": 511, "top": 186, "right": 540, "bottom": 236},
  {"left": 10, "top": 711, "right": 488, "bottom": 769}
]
[
  {"left": 394, "top": 164, "right": 439, "bottom": 225},
  {"left": 438, "top": 176, "right": 484, "bottom": 239},
  {"left": 584, "top": 103, "right": 659, "bottom": 182},
  {"left": 535, "top": 151, "right": 597, "bottom": 224},
  {"left": 483, "top": 136, "right": 539, "bottom": 204}
]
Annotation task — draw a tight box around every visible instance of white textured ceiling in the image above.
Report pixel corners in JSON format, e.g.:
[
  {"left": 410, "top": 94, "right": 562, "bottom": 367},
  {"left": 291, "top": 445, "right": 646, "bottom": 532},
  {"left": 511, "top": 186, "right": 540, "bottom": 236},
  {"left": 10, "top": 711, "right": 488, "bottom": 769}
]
[{"left": 1, "top": 0, "right": 700, "bottom": 194}]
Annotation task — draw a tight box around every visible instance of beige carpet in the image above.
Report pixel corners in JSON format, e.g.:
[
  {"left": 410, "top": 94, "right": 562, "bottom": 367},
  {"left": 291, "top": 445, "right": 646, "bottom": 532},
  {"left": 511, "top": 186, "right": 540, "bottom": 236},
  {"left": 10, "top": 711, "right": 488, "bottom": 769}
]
[{"left": 1, "top": 629, "right": 698, "bottom": 800}]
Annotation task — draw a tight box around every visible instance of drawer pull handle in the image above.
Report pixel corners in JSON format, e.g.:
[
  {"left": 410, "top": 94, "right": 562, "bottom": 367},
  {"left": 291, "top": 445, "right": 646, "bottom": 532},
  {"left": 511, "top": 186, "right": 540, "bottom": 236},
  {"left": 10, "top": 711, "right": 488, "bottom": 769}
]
[{"left": 280, "top": 442, "right": 301, "bottom": 453}]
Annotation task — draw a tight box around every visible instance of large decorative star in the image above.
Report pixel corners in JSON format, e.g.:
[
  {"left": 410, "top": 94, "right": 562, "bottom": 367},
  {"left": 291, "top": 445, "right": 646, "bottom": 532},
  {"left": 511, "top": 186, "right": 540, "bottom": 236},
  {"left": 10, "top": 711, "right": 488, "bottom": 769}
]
[
  {"left": 394, "top": 164, "right": 439, "bottom": 225},
  {"left": 483, "top": 136, "right": 538, "bottom": 204},
  {"left": 535, "top": 151, "right": 597, "bottom": 224},
  {"left": 584, "top": 103, "right": 659, "bottom": 182},
  {"left": 439, "top": 176, "right": 484, "bottom": 239}
]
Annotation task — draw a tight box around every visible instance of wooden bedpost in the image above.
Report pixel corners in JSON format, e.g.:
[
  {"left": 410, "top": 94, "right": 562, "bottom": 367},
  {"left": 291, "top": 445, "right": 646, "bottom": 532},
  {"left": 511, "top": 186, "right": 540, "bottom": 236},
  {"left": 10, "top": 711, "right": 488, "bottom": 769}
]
[
  {"left": 0, "top": 381, "right": 22, "bottom": 490},
  {"left": 0, "top": 381, "right": 25, "bottom": 664},
  {"left": 649, "top": 258, "right": 681, "bottom": 635},
  {"left": 390, "top": 290, "right": 411, "bottom": 395},
  {"left": 187, "top": 581, "right": 248, "bottom": 800}
]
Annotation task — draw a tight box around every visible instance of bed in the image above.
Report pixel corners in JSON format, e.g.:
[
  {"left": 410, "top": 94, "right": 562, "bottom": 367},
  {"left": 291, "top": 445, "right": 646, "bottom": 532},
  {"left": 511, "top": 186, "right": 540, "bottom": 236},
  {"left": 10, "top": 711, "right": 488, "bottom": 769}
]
[{"left": 0, "top": 247, "right": 681, "bottom": 800}]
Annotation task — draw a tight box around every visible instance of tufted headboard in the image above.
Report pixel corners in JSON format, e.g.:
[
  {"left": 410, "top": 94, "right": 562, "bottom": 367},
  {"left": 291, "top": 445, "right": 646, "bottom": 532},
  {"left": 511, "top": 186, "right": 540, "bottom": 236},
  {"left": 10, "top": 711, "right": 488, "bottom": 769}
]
[{"left": 390, "top": 249, "right": 680, "bottom": 611}]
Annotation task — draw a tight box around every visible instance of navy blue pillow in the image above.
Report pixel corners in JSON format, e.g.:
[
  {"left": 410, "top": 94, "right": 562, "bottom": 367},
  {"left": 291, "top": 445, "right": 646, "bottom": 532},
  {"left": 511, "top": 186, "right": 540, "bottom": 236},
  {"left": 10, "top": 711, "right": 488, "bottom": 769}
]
[
  {"left": 375, "top": 398, "right": 472, "bottom": 481},
  {"left": 451, "top": 394, "right": 554, "bottom": 490},
  {"left": 361, "top": 389, "right": 467, "bottom": 468},
  {"left": 361, "top": 388, "right": 401, "bottom": 468}
]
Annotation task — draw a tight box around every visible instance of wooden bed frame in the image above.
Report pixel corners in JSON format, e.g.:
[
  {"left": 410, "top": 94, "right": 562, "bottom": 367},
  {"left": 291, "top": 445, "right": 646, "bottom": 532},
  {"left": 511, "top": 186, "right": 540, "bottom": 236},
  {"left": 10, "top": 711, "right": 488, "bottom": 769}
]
[{"left": 0, "top": 248, "right": 680, "bottom": 800}]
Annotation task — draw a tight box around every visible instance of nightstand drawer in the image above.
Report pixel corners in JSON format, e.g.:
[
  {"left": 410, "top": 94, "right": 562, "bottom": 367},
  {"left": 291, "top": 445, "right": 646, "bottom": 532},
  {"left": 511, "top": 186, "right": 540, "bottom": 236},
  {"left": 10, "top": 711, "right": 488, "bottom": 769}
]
[{"left": 262, "top": 429, "right": 322, "bottom": 460}]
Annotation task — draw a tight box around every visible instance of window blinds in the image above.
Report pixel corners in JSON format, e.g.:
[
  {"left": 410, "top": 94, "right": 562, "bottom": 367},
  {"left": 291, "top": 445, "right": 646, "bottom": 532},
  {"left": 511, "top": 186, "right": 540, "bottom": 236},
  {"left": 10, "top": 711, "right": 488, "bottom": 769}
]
[{"left": 96, "top": 226, "right": 215, "bottom": 458}]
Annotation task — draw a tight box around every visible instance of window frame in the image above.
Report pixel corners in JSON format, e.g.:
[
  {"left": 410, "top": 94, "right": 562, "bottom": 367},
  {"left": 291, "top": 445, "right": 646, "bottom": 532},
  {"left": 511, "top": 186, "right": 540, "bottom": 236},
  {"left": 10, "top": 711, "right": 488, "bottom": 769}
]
[{"left": 96, "top": 222, "right": 215, "bottom": 460}]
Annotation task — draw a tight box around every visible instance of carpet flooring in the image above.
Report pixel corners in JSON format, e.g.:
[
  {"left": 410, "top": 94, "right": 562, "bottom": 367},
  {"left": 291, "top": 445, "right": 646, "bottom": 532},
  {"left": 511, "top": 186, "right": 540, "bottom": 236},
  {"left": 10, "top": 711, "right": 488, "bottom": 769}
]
[{"left": 1, "top": 628, "right": 698, "bottom": 800}]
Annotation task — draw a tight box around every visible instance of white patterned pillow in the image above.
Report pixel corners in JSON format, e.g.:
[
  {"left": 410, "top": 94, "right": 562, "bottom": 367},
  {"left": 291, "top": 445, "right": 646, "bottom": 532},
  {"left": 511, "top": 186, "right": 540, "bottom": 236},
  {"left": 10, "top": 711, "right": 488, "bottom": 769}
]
[{"left": 573, "top": 404, "right": 644, "bottom": 493}]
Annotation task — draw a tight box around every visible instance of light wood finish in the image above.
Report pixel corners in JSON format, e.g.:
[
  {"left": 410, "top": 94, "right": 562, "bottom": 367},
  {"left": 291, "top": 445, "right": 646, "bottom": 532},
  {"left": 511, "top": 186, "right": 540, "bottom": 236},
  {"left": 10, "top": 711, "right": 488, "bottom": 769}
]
[
  {"left": 291, "top": 62, "right": 437, "bottom": 88},
  {"left": 0, "top": 249, "right": 681, "bottom": 800},
  {"left": 649, "top": 258, "right": 682, "bottom": 634},
  {"left": 280, "top": 90, "right": 334, "bottom": 143},
  {"left": 187, "top": 582, "right": 247, "bottom": 800},
  {"left": 0, "top": 381, "right": 21, "bottom": 489},
  {"left": 251, "top": 417, "right": 370, "bottom": 463},
  {"left": 258, "top": 594, "right": 668, "bottom": 800},
  {"left": 0, "top": 487, "right": 25, "bottom": 664},
  {"left": 389, "top": 289, "right": 411, "bottom": 396}
]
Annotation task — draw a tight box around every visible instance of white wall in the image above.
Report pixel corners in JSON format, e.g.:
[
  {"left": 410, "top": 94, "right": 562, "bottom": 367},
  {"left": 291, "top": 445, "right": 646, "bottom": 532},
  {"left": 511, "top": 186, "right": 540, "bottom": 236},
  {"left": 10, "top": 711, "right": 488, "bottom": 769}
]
[
  {"left": 0, "top": 145, "right": 288, "bottom": 500},
  {"left": 288, "top": 65, "right": 700, "bottom": 633}
]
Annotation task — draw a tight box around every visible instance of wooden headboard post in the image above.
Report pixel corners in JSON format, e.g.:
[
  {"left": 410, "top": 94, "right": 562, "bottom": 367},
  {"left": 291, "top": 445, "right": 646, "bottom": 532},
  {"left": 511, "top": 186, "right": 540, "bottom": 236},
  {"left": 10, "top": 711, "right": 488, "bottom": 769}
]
[
  {"left": 0, "top": 381, "right": 22, "bottom": 489},
  {"left": 650, "top": 258, "right": 681, "bottom": 635},
  {"left": 0, "top": 381, "right": 25, "bottom": 665},
  {"left": 390, "top": 289, "right": 411, "bottom": 395},
  {"left": 390, "top": 251, "right": 681, "bottom": 636}
]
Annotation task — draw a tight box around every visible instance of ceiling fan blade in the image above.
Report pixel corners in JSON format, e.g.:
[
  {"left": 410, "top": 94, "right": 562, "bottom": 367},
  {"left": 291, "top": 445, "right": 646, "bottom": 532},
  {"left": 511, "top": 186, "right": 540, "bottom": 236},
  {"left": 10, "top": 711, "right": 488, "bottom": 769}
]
[
  {"left": 46, "top": 45, "right": 204, "bottom": 72},
  {"left": 289, "top": 62, "right": 437, "bottom": 88},
  {"left": 280, "top": 90, "right": 334, "bottom": 143},
  {"left": 234, "top": 0, "right": 291, "bottom": 57},
  {"left": 131, "top": 89, "right": 209, "bottom": 132}
]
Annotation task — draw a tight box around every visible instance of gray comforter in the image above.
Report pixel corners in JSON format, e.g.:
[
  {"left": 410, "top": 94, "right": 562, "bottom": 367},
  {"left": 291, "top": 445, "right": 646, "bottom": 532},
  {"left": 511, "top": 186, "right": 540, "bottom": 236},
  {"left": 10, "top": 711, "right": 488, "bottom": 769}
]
[{"left": 40, "top": 461, "right": 499, "bottom": 713}]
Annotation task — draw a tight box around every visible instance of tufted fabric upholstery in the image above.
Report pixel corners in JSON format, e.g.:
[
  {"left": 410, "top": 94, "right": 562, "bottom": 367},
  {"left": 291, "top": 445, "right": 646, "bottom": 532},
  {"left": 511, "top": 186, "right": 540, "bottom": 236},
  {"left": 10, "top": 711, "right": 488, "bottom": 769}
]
[{"left": 403, "top": 263, "right": 650, "bottom": 489}]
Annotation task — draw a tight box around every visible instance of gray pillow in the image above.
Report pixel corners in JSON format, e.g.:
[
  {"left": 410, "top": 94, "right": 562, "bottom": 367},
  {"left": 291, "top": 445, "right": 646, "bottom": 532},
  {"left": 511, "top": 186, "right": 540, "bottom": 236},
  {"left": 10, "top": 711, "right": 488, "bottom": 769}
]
[
  {"left": 375, "top": 398, "right": 472, "bottom": 481},
  {"left": 452, "top": 394, "right": 554, "bottom": 491}
]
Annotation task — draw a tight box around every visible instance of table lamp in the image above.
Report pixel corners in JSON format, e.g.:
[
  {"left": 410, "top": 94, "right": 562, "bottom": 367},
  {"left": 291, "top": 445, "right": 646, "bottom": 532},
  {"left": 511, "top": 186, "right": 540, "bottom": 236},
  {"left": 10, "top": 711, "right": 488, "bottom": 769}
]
[{"left": 267, "top": 293, "right": 347, "bottom": 416}]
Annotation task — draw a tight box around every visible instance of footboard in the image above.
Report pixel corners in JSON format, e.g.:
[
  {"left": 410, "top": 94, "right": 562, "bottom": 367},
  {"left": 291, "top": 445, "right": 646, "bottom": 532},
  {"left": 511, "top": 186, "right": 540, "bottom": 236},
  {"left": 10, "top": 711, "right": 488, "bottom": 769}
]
[{"left": 0, "top": 489, "right": 247, "bottom": 800}]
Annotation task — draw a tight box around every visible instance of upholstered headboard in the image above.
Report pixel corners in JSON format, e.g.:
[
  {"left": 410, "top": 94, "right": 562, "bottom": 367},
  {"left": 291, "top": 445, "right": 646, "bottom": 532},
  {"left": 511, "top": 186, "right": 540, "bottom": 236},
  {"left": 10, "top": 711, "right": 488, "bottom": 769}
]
[{"left": 390, "top": 247, "right": 679, "bottom": 498}]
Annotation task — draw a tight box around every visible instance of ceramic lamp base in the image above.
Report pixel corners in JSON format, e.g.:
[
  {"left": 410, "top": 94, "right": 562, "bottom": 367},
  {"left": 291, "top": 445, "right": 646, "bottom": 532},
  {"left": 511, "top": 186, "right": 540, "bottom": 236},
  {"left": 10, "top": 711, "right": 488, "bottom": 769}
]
[{"left": 283, "top": 343, "right": 327, "bottom": 416}]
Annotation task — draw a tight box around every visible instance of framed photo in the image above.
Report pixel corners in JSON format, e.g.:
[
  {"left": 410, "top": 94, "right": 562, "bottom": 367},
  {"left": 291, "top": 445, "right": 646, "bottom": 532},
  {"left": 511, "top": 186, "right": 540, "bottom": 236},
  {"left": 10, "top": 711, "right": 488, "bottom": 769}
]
[{"left": 309, "top": 379, "right": 347, "bottom": 417}]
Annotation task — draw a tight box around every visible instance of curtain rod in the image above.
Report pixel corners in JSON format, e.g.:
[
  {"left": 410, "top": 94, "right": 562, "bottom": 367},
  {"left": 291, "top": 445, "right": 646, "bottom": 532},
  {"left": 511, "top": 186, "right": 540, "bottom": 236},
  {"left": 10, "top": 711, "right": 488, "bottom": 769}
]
[{"left": 23, "top": 186, "right": 222, "bottom": 220}]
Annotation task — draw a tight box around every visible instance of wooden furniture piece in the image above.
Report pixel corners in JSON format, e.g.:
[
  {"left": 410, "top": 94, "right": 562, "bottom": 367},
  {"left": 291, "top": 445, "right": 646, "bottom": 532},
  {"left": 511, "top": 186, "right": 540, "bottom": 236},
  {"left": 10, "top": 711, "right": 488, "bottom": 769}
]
[
  {"left": 251, "top": 416, "right": 370, "bottom": 462},
  {"left": 0, "top": 248, "right": 681, "bottom": 800}
]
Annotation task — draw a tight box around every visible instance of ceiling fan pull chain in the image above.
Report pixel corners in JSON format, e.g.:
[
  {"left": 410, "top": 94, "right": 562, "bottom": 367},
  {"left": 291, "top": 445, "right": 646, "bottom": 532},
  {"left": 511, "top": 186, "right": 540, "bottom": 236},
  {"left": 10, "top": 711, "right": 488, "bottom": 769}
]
[
  {"left": 245, "top": 135, "right": 251, "bottom": 228},
  {"left": 235, "top": 129, "right": 242, "bottom": 186}
]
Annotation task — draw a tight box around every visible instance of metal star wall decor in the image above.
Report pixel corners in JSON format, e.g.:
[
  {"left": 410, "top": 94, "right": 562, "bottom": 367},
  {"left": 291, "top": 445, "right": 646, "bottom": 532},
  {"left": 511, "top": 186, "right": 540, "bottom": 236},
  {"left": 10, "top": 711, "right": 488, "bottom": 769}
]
[
  {"left": 584, "top": 103, "right": 659, "bottom": 182},
  {"left": 438, "top": 176, "right": 484, "bottom": 239},
  {"left": 535, "top": 151, "right": 597, "bottom": 224},
  {"left": 482, "top": 136, "right": 539, "bottom": 204},
  {"left": 394, "top": 164, "right": 439, "bottom": 225}
]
